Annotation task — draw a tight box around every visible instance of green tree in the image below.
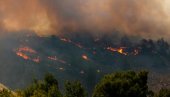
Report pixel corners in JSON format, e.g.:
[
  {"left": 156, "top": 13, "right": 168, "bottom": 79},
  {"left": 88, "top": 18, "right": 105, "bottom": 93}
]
[
  {"left": 0, "top": 89, "right": 15, "bottom": 97},
  {"left": 156, "top": 88, "right": 170, "bottom": 97},
  {"left": 92, "top": 71, "right": 149, "bottom": 97},
  {"left": 22, "top": 73, "right": 62, "bottom": 97},
  {"left": 64, "top": 81, "right": 87, "bottom": 97}
]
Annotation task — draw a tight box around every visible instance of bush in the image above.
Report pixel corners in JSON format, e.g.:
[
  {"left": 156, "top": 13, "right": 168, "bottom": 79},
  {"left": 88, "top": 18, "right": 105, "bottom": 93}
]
[
  {"left": 92, "top": 71, "right": 149, "bottom": 97},
  {"left": 156, "top": 88, "right": 170, "bottom": 97},
  {"left": 64, "top": 81, "right": 87, "bottom": 97}
]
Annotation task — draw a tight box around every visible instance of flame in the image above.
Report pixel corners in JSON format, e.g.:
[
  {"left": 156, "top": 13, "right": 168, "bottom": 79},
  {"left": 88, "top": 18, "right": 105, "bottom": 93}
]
[
  {"left": 107, "top": 47, "right": 139, "bottom": 56},
  {"left": 107, "top": 47, "right": 128, "bottom": 55},
  {"left": 15, "top": 46, "right": 40, "bottom": 63},
  {"left": 48, "top": 56, "right": 66, "bottom": 64},
  {"left": 16, "top": 52, "right": 29, "bottom": 60},
  {"left": 60, "top": 38, "right": 83, "bottom": 48},
  {"left": 82, "top": 54, "right": 88, "bottom": 60},
  {"left": 60, "top": 38, "right": 72, "bottom": 43},
  {"left": 17, "top": 47, "right": 37, "bottom": 54},
  {"left": 33, "top": 57, "right": 40, "bottom": 63}
]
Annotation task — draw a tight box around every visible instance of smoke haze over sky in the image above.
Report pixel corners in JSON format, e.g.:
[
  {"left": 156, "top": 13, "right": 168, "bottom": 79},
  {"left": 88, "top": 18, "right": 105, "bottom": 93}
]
[{"left": 0, "top": 0, "right": 170, "bottom": 39}]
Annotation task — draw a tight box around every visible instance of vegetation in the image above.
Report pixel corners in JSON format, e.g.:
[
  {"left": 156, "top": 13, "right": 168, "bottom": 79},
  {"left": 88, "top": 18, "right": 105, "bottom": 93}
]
[
  {"left": 0, "top": 89, "right": 15, "bottom": 97},
  {"left": 0, "top": 71, "right": 170, "bottom": 97},
  {"left": 155, "top": 88, "right": 170, "bottom": 97},
  {"left": 64, "top": 81, "right": 87, "bottom": 97},
  {"left": 92, "top": 71, "right": 148, "bottom": 97}
]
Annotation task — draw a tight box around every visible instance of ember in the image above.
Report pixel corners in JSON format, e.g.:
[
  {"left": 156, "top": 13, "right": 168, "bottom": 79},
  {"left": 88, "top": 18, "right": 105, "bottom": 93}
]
[
  {"left": 48, "top": 56, "right": 66, "bottom": 64},
  {"left": 15, "top": 46, "right": 40, "bottom": 63},
  {"left": 17, "top": 46, "right": 36, "bottom": 54},
  {"left": 16, "top": 52, "right": 29, "bottom": 60},
  {"left": 107, "top": 47, "right": 139, "bottom": 56},
  {"left": 82, "top": 54, "right": 88, "bottom": 60},
  {"left": 107, "top": 47, "right": 128, "bottom": 55},
  {"left": 33, "top": 57, "right": 40, "bottom": 63},
  {"left": 60, "top": 38, "right": 83, "bottom": 48}
]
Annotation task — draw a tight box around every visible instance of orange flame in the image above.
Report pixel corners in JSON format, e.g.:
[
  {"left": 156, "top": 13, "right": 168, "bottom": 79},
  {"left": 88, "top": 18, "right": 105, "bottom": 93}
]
[
  {"left": 107, "top": 47, "right": 139, "bottom": 56},
  {"left": 15, "top": 46, "right": 40, "bottom": 63},
  {"left": 16, "top": 52, "right": 29, "bottom": 60},
  {"left": 82, "top": 54, "right": 88, "bottom": 60},
  {"left": 107, "top": 47, "right": 128, "bottom": 55},
  {"left": 18, "top": 47, "right": 37, "bottom": 54}
]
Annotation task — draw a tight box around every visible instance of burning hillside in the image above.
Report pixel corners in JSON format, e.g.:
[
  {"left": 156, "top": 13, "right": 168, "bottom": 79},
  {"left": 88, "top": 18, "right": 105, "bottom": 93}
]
[
  {"left": 106, "top": 47, "right": 139, "bottom": 56},
  {"left": 0, "top": 33, "right": 169, "bottom": 93},
  {"left": 15, "top": 46, "right": 40, "bottom": 63}
]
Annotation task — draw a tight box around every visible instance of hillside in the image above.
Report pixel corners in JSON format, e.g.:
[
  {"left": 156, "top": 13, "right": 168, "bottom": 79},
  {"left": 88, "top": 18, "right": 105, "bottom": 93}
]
[{"left": 0, "top": 33, "right": 170, "bottom": 92}]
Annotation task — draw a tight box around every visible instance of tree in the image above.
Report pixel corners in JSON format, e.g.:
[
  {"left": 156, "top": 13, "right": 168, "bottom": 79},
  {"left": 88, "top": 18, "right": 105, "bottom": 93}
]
[
  {"left": 140, "top": 39, "right": 155, "bottom": 54},
  {"left": 156, "top": 88, "right": 170, "bottom": 97},
  {"left": 92, "top": 71, "right": 149, "bottom": 97},
  {"left": 22, "top": 73, "right": 62, "bottom": 97},
  {"left": 0, "top": 89, "right": 15, "bottom": 97},
  {"left": 120, "top": 36, "right": 132, "bottom": 47},
  {"left": 64, "top": 81, "right": 87, "bottom": 97}
]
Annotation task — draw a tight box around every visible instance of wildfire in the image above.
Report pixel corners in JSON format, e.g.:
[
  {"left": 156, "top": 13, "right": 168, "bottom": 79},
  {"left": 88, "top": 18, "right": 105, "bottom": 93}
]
[
  {"left": 33, "top": 57, "right": 40, "bottom": 63},
  {"left": 107, "top": 47, "right": 128, "bottom": 55},
  {"left": 60, "top": 38, "right": 83, "bottom": 48},
  {"left": 17, "top": 46, "right": 37, "bottom": 54},
  {"left": 60, "top": 38, "right": 72, "bottom": 43},
  {"left": 15, "top": 46, "right": 40, "bottom": 63},
  {"left": 16, "top": 52, "right": 29, "bottom": 60},
  {"left": 82, "top": 54, "right": 88, "bottom": 60},
  {"left": 107, "top": 47, "right": 139, "bottom": 56},
  {"left": 48, "top": 56, "right": 66, "bottom": 64}
]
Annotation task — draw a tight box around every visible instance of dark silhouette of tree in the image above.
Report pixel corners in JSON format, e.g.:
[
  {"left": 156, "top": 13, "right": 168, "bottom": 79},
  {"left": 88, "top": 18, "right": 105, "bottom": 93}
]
[
  {"left": 120, "top": 36, "right": 132, "bottom": 47},
  {"left": 92, "top": 71, "right": 149, "bottom": 97},
  {"left": 3, "top": 71, "right": 170, "bottom": 97},
  {"left": 22, "top": 73, "right": 62, "bottom": 97},
  {"left": 156, "top": 38, "right": 170, "bottom": 55},
  {"left": 140, "top": 39, "right": 155, "bottom": 54},
  {"left": 64, "top": 81, "right": 87, "bottom": 97}
]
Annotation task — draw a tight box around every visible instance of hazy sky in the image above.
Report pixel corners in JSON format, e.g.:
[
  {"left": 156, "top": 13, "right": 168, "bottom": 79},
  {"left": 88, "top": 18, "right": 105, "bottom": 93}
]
[{"left": 0, "top": 0, "right": 170, "bottom": 39}]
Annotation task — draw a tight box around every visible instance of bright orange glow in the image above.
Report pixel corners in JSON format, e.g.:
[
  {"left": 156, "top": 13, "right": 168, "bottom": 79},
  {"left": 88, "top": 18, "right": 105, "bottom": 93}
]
[
  {"left": 107, "top": 47, "right": 128, "bottom": 55},
  {"left": 82, "top": 54, "right": 88, "bottom": 60},
  {"left": 16, "top": 52, "right": 29, "bottom": 60},
  {"left": 15, "top": 46, "right": 40, "bottom": 63},
  {"left": 107, "top": 47, "right": 139, "bottom": 56},
  {"left": 18, "top": 47, "right": 37, "bottom": 54}
]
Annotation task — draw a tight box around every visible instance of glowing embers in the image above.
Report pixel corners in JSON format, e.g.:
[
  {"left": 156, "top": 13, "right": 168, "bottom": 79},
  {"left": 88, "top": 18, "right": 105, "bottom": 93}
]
[
  {"left": 107, "top": 47, "right": 128, "bottom": 55},
  {"left": 107, "top": 47, "right": 139, "bottom": 56},
  {"left": 17, "top": 46, "right": 36, "bottom": 54},
  {"left": 60, "top": 38, "right": 83, "bottom": 48},
  {"left": 16, "top": 52, "right": 29, "bottom": 60},
  {"left": 48, "top": 56, "right": 67, "bottom": 64},
  {"left": 15, "top": 46, "right": 40, "bottom": 63},
  {"left": 82, "top": 54, "right": 88, "bottom": 60}
]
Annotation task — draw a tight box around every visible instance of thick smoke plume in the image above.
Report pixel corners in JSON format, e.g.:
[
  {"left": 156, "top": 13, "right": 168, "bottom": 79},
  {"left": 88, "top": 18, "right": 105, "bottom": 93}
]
[{"left": 0, "top": 0, "right": 170, "bottom": 39}]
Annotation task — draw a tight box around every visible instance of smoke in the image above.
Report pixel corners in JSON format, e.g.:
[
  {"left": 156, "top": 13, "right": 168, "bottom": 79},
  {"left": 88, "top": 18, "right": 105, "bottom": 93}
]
[{"left": 0, "top": 0, "right": 170, "bottom": 39}]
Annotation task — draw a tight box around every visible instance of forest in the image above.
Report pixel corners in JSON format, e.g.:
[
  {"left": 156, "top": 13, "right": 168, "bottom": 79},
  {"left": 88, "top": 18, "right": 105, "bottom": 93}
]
[{"left": 0, "top": 71, "right": 170, "bottom": 97}]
